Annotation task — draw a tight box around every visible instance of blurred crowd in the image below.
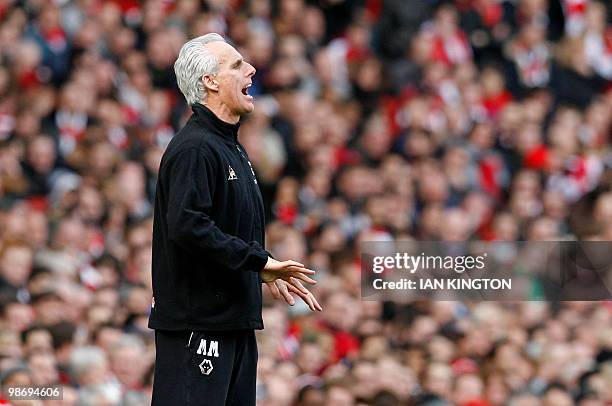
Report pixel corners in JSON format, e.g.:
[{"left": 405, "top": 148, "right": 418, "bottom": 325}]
[{"left": 0, "top": 0, "right": 611, "bottom": 404}]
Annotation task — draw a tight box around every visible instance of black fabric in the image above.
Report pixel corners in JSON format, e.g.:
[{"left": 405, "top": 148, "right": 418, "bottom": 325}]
[
  {"left": 152, "top": 329, "right": 258, "bottom": 406},
  {"left": 149, "top": 103, "right": 269, "bottom": 331}
]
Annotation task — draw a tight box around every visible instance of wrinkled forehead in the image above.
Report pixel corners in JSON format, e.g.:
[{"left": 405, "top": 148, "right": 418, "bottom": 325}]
[{"left": 205, "top": 41, "right": 242, "bottom": 67}]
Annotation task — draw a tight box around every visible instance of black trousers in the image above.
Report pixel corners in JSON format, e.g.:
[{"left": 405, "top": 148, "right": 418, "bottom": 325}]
[{"left": 152, "top": 329, "right": 258, "bottom": 406}]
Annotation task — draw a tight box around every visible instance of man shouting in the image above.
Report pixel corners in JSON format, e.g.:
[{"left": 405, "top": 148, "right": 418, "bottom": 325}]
[{"left": 149, "top": 33, "right": 322, "bottom": 406}]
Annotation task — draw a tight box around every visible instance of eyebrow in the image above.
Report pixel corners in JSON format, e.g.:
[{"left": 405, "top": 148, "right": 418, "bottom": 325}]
[{"left": 231, "top": 58, "right": 243, "bottom": 69}]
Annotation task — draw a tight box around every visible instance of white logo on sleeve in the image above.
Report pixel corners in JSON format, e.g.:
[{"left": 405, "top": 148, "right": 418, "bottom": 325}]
[{"left": 228, "top": 165, "right": 237, "bottom": 180}]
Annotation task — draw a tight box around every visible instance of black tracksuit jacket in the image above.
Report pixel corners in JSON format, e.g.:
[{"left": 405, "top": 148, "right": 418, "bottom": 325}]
[{"left": 148, "top": 103, "right": 269, "bottom": 331}]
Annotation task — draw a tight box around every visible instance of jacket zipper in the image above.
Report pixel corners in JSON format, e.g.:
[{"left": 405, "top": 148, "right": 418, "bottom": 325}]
[{"left": 235, "top": 144, "right": 263, "bottom": 234}]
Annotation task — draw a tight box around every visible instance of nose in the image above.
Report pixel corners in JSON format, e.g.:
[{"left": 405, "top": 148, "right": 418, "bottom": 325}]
[{"left": 246, "top": 62, "right": 256, "bottom": 77}]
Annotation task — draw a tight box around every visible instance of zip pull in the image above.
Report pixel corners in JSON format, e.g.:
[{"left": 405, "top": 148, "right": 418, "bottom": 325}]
[{"left": 236, "top": 144, "right": 258, "bottom": 184}]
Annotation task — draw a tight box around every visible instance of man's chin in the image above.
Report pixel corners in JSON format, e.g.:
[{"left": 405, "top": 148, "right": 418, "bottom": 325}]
[{"left": 240, "top": 102, "right": 255, "bottom": 115}]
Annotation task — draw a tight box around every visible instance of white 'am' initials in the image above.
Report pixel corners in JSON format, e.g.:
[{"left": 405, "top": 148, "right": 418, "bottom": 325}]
[{"left": 196, "top": 339, "right": 219, "bottom": 357}]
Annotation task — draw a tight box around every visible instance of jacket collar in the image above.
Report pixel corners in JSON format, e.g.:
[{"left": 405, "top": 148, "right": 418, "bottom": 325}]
[{"left": 192, "top": 103, "right": 240, "bottom": 142}]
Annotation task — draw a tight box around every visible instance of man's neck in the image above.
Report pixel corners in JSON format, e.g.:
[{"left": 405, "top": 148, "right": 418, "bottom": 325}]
[{"left": 202, "top": 100, "right": 239, "bottom": 124}]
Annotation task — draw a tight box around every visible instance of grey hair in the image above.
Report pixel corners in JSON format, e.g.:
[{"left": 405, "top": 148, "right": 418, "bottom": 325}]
[
  {"left": 109, "top": 334, "right": 145, "bottom": 357},
  {"left": 174, "top": 33, "right": 226, "bottom": 105},
  {"left": 69, "top": 346, "right": 107, "bottom": 379}
]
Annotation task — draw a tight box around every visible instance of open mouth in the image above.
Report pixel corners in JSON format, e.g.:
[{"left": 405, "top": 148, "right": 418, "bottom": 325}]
[{"left": 241, "top": 83, "right": 251, "bottom": 96}]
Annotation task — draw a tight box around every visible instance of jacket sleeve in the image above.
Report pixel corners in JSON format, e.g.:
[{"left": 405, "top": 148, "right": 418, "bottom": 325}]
[{"left": 164, "top": 148, "right": 269, "bottom": 272}]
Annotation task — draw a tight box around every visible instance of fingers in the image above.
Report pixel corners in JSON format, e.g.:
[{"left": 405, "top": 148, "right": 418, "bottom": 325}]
[
  {"left": 266, "top": 280, "right": 297, "bottom": 306},
  {"left": 285, "top": 265, "right": 316, "bottom": 275},
  {"left": 286, "top": 281, "right": 323, "bottom": 312},
  {"left": 285, "top": 283, "right": 314, "bottom": 311},
  {"left": 265, "top": 281, "right": 281, "bottom": 300},
  {"left": 295, "top": 279, "right": 322, "bottom": 311},
  {"left": 304, "top": 292, "right": 323, "bottom": 312},
  {"left": 279, "top": 264, "right": 317, "bottom": 284},
  {"left": 265, "top": 261, "right": 319, "bottom": 308},
  {"left": 289, "top": 271, "right": 317, "bottom": 285},
  {"left": 287, "top": 276, "right": 309, "bottom": 295},
  {"left": 281, "top": 260, "right": 305, "bottom": 269},
  {"left": 277, "top": 280, "right": 295, "bottom": 305}
]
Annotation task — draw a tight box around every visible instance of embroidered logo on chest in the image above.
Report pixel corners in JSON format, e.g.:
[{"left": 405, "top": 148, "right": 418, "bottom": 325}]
[{"left": 228, "top": 165, "right": 237, "bottom": 180}]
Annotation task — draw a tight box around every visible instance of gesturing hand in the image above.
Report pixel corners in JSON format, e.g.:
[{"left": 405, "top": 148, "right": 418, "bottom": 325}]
[
  {"left": 265, "top": 279, "right": 322, "bottom": 311},
  {"left": 262, "top": 258, "right": 322, "bottom": 312}
]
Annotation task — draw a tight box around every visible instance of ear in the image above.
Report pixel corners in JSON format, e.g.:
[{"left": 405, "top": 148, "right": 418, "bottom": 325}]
[{"left": 202, "top": 75, "right": 219, "bottom": 92}]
